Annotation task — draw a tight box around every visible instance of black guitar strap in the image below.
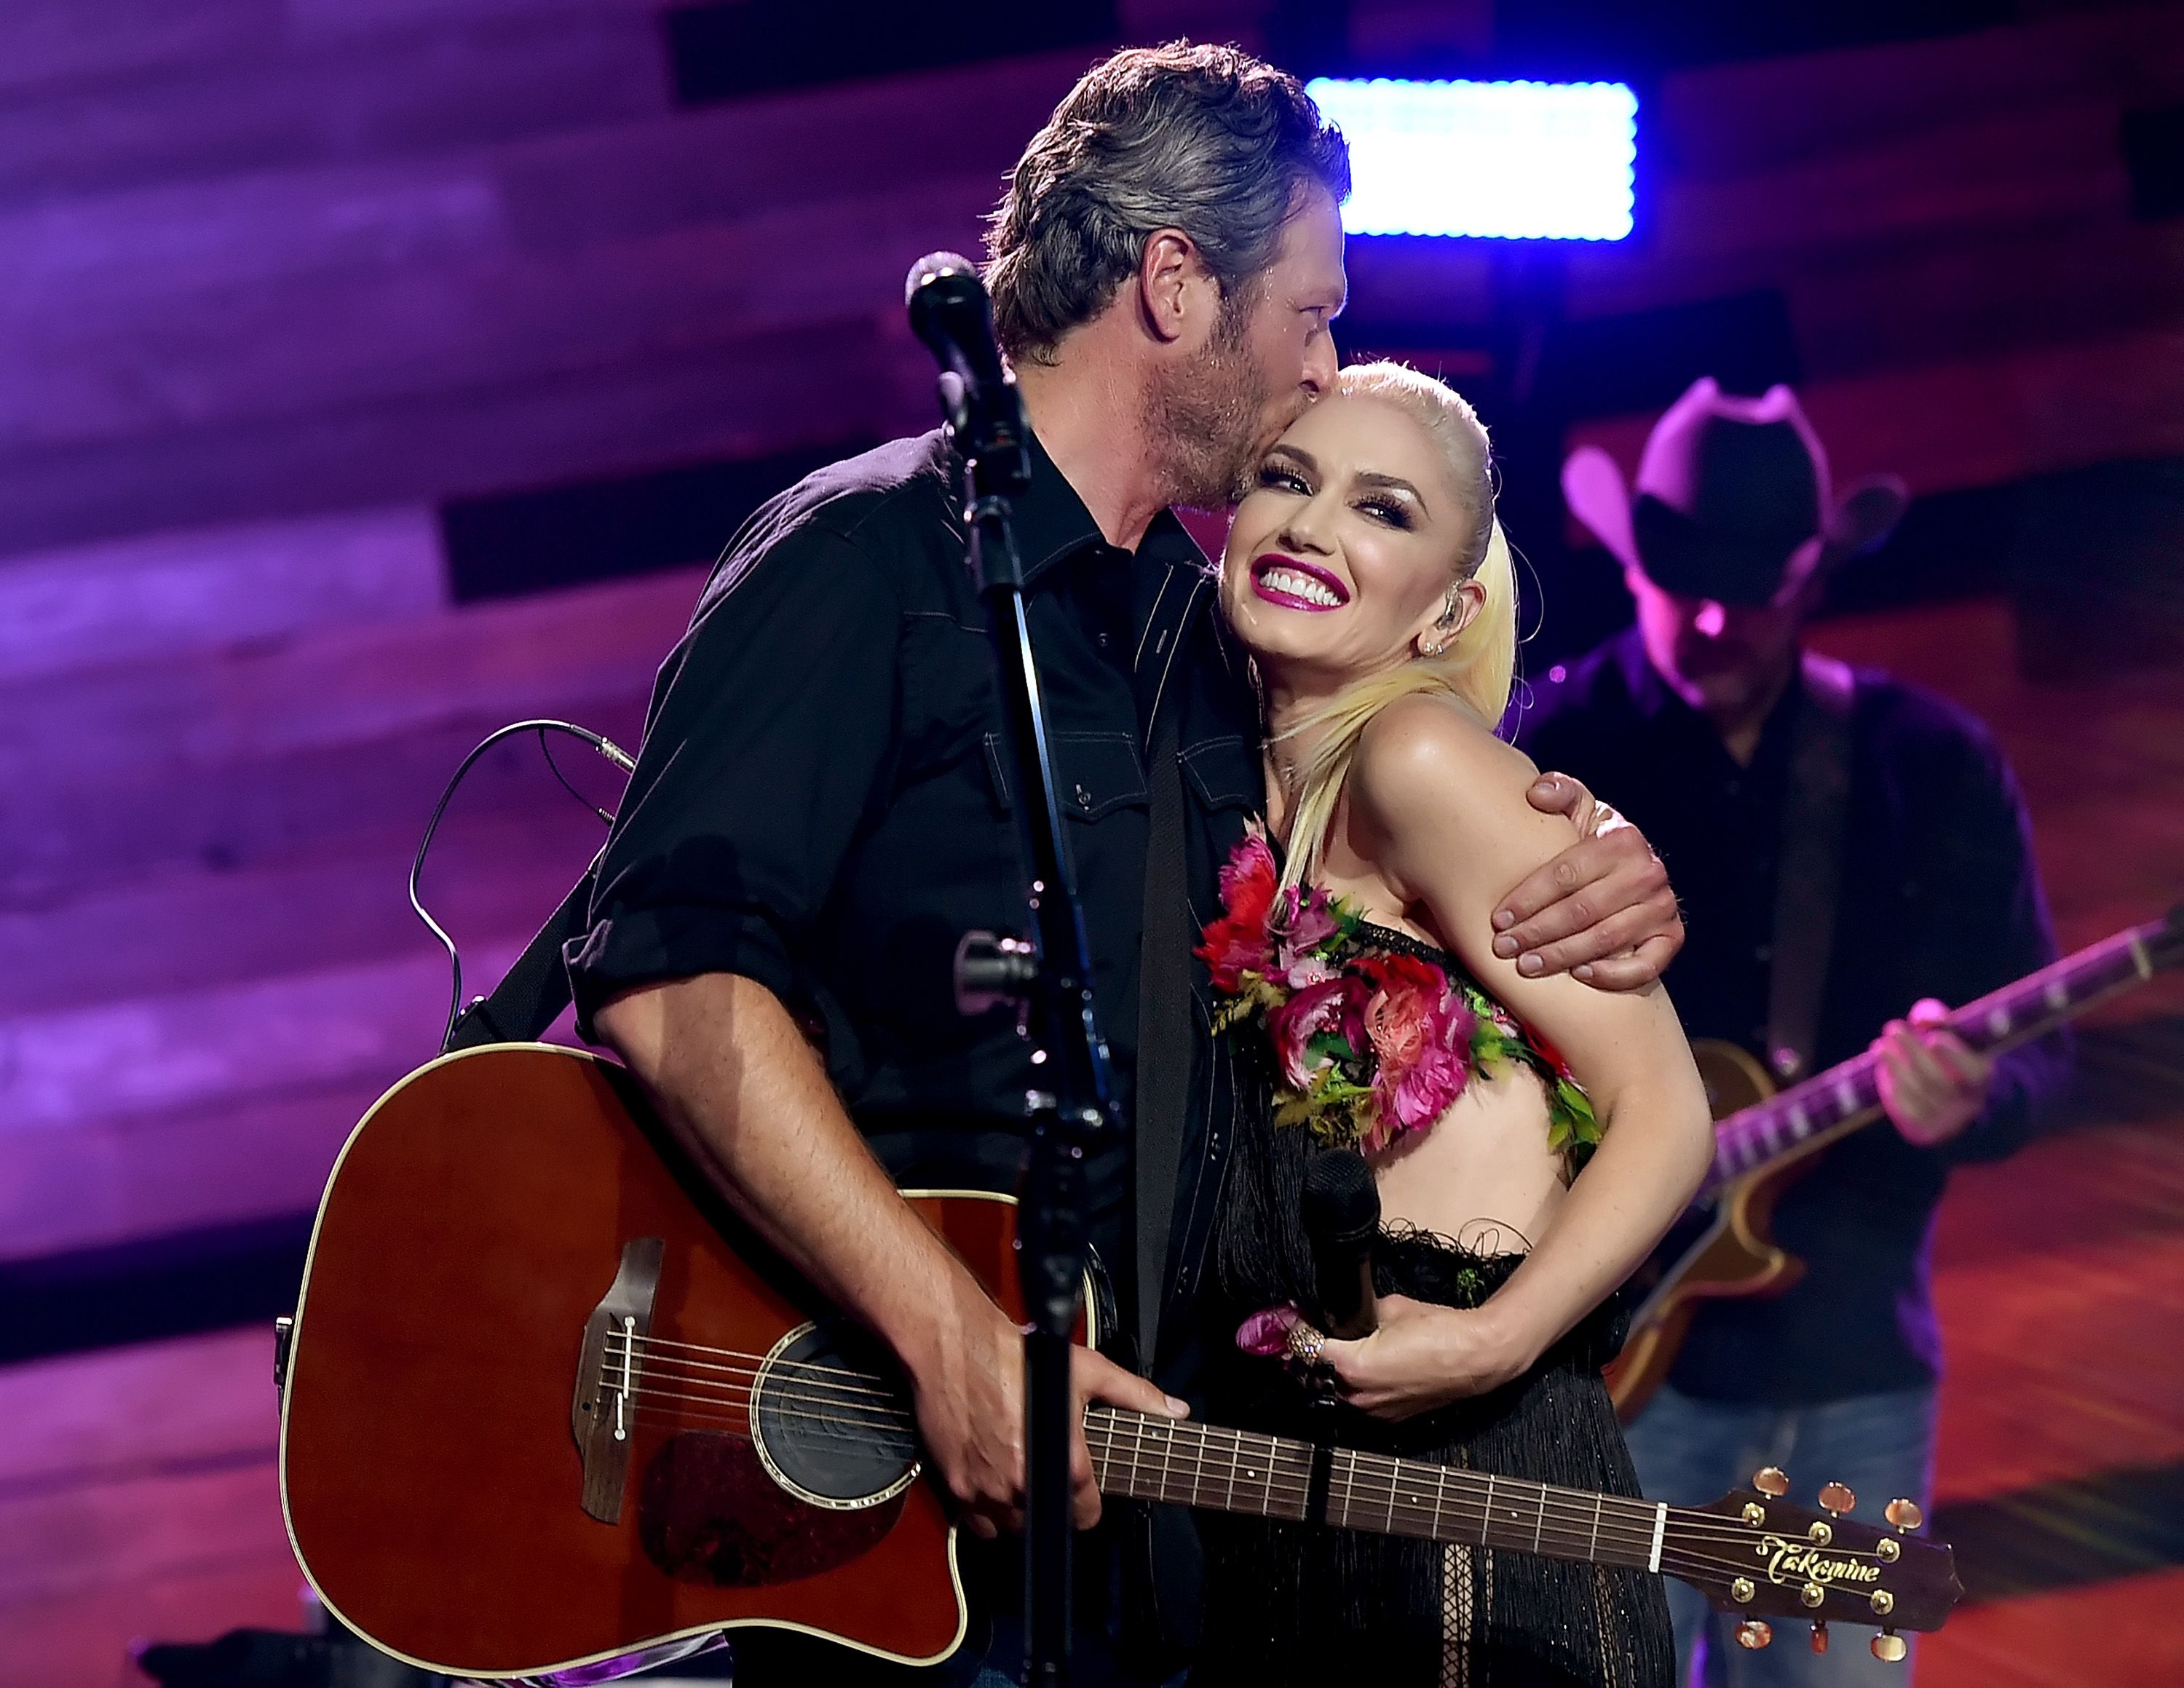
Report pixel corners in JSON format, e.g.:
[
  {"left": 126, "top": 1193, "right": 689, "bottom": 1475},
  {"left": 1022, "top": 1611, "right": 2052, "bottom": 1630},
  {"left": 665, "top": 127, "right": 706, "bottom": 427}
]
[
  {"left": 1134, "top": 710, "right": 1192, "bottom": 1372},
  {"left": 1765, "top": 651, "right": 1857, "bottom": 1082},
  {"left": 444, "top": 863, "right": 599, "bottom": 1053}
]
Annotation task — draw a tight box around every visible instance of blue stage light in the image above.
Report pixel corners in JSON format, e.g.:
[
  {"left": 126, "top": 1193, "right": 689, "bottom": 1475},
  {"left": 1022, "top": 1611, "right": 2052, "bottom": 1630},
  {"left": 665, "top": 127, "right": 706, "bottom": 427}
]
[{"left": 1307, "top": 77, "right": 1638, "bottom": 241}]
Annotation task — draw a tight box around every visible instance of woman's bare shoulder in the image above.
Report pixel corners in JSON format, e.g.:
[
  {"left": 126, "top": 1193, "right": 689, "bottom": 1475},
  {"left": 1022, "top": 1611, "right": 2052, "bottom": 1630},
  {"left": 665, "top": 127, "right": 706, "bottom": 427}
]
[{"left": 1352, "top": 692, "right": 1546, "bottom": 831}]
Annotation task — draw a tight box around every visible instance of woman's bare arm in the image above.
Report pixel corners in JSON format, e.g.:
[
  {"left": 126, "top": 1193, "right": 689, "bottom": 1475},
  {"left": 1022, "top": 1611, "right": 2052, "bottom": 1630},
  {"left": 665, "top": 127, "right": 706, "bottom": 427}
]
[{"left": 1319, "top": 696, "right": 1712, "bottom": 1414}]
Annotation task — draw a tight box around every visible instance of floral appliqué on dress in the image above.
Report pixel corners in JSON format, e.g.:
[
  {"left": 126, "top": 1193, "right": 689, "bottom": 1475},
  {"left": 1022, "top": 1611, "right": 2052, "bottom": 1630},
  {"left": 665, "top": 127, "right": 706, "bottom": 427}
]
[{"left": 1195, "top": 821, "right": 1600, "bottom": 1160}]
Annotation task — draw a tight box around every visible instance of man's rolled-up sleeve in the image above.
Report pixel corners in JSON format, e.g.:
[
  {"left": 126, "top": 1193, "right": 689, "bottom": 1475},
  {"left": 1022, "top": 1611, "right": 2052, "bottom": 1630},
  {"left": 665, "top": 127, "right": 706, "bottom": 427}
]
[{"left": 566, "top": 518, "right": 901, "bottom": 1038}]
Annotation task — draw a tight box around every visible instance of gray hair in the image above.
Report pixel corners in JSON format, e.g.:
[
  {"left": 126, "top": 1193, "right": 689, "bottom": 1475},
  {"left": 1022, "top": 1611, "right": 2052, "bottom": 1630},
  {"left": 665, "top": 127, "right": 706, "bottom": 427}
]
[{"left": 984, "top": 41, "right": 1350, "bottom": 365}]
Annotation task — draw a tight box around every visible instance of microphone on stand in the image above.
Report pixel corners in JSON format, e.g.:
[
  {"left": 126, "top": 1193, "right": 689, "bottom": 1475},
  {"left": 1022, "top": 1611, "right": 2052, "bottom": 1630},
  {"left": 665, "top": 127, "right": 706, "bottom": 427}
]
[
  {"left": 903, "top": 252, "right": 1030, "bottom": 491},
  {"left": 1302, "top": 1149, "right": 1381, "bottom": 1341}
]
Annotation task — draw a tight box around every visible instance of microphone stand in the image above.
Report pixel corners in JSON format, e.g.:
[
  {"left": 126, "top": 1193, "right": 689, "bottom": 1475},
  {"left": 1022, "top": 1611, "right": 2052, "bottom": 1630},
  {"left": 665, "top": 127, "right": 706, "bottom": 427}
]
[{"left": 927, "top": 335, "right": 1121, "bottom": 1687}]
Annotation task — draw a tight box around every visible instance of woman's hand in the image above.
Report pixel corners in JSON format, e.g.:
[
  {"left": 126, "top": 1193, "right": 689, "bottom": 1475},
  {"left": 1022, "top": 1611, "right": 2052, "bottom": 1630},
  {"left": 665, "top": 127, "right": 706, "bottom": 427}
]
[{"left": 1317, "top": 1293, "right": 1538, "bottom": 1421}]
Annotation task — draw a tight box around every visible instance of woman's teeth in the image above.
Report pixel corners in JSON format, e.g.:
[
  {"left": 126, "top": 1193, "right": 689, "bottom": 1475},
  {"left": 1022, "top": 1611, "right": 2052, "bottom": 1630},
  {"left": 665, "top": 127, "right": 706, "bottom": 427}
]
[{"left": 1259, "top": 566, "right": 1343, "bottom": 606}]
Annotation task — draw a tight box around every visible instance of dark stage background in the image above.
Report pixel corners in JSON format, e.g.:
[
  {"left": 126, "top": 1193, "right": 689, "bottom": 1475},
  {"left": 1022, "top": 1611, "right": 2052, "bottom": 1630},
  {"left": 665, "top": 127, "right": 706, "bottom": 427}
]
[{"left": 2, "top": 1, "right": 2180, "bottom": 1681}]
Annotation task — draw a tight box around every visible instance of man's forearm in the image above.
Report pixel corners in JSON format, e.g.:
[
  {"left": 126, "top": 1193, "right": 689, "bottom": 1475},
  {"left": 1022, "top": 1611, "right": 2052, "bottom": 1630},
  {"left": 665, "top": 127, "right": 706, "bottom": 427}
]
[{"left": 594, "top": 971, "right": 995, "bottom": 1370}]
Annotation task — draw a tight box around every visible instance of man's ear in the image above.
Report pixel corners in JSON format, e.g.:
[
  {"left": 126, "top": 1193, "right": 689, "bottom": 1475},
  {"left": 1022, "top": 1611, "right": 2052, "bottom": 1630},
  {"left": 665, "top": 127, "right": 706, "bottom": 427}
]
[{"left": 1136, "top": 227, "right": 1214, "bottom": 346}]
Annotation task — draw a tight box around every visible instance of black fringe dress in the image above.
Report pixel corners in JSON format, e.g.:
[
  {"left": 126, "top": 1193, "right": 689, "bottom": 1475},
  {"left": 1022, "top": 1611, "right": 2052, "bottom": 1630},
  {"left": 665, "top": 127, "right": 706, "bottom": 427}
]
[{"left": 1190, "top": 924, "right": 1675, "bottom": 1688}]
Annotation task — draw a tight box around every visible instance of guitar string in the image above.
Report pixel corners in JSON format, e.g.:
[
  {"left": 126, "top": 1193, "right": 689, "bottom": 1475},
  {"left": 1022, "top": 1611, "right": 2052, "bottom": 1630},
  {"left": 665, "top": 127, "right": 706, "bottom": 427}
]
[
  {"left": 614, "top": 1332, "right": 907, "bottom": 1394},
  {"left": 610, "top": 1390, "right": 1781, "bottom": 1595},
  {"left": 606, "top": 1337, "right": 907, "bottom": 1404},
  {"left": 1075, "top": 1419, "right": 1901, "bottom": 1573},
  {"left": 598, "top": 1360, "right": 1879, "bottom": 1561},
  {"left": 602, "top": 1381, "right": 1905, "bottom": 1594},
  {"left": 1712, "top": 944, "right": 2125, "bottom": 1170},
  {"left": 593, "top": 1353, "right": 1900, "bottom": 1557},
  {"left": 605, "top": 1371, "right": 1891, "bottom": 1584}
]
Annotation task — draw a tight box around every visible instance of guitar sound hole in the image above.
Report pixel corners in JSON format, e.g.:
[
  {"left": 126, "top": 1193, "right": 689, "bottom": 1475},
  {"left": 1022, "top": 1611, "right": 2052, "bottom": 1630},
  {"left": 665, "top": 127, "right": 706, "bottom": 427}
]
[{"left": 751, "top": 1320, "right": 922, "bottom": 1509}]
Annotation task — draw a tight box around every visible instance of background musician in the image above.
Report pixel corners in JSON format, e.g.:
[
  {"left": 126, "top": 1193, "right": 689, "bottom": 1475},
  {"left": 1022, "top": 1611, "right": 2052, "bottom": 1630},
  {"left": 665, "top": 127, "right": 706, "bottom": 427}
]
[{"left": 1516, "top": 379, "right": 2074, "bottom": 1684}]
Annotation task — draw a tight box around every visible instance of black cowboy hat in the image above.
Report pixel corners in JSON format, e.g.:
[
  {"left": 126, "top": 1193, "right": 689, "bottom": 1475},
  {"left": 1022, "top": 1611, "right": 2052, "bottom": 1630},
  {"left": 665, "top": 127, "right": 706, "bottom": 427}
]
[{"left": 1562, "top": 378, "right": 1909, "bottom": 607}]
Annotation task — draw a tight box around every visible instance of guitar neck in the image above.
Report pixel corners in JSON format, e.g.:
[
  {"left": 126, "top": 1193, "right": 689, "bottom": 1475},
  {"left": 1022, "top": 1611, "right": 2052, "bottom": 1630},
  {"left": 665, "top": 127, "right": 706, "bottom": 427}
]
[
  {"left": 1085, "top": 1407, "right": 1669, "bottom": 1574},
  {"left": 1706, "top": 916, "right": 2168, "bottom": 1192}
]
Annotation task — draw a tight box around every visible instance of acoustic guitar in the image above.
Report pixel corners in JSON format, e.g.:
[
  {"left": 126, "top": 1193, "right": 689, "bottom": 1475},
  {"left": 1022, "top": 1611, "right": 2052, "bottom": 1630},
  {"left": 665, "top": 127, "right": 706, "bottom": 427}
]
[
  {"left": 1607, "top": 903, "right": 2184, "bottom": 1422},
  {"left": 278, "top": 1044, "right": 1962, "bottom": 1681}
]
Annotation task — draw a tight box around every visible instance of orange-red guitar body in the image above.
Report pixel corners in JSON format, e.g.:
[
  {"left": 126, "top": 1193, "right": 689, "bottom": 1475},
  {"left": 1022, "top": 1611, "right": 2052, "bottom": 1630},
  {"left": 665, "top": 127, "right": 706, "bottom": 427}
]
[{"left": 279, "top": 1044, "right": 1018, "bottom": 1680}]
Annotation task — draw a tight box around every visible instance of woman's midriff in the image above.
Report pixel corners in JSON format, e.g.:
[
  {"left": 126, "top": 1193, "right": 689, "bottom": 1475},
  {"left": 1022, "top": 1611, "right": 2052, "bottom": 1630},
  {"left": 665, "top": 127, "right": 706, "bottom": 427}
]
[{"left": 1369, "top": 1061, "right": 1566, "bottom": 1254}]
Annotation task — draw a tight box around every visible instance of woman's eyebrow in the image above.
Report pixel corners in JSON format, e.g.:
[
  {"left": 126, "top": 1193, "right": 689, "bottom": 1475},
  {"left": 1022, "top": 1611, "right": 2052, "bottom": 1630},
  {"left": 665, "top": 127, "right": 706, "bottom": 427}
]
[
  {"left": 1356, "top": 471, "right": 1428, "bottom": 513},
  {"left": 1267, "top": 443, "right": 1317, "bottom": 475}
]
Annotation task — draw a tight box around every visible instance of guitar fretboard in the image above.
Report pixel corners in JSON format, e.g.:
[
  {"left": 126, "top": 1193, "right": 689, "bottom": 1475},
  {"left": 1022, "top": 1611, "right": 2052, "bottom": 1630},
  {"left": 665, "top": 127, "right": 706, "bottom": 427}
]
[
  {"left": 1704, "top": 916, "right": 2167, "bottom": 1192},
  {"left": 1084, "top": 1406, "right": 1668, "bottom": 1572}
]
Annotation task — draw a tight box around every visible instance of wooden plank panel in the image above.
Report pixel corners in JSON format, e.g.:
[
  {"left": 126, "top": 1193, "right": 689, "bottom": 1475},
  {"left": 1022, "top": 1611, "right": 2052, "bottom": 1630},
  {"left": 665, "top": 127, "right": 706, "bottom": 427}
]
[
  {"left": 1923, "top": 1565, "right": 2184, "bottom": 1688},
  {"left": 0, "top": 12, "right": 667, "bottom": 208},
  {"left": 0, "top": 801, "right": 614, "bottom": 1018},
  {"left": 0, "top": 1331, "right": 292, "bottom": 1681},
  {"left": 0, "top": 1457, "right": 286, "bottom": 1617},
  {"left": 0, "top": 1562, "right": 305, "bottom": 1688},
  {"left": 494, "top": 47, "right": 1091, "bottom": 250},
  {"left": 1656, "top": 3, "right": 2184, "bottom": 175},
  {"left": 1808, "top": 600, "right": 2184, "bottom": 971},
  {"left": 0, "top": 507, "right": 445, "bottom": 683},
  {"left": 1, "top": 700, "right": 646, "bottom": 908},
  {"left": 1565, "top": 325, "right": 2184, "bottom": 499},
  {"left": 0, "top": 158, "right": 510, "bottom": 317},
  {"left": 0, "top": 1079, "right": 397, "bottom": 1263},
  {"left": 0, "top": 314, "right": 923, "bottom": 560},
  {"left": 0, "top": 175, "right": 989, "bottom": 455},
  {"left": 1931, "top": 1134, "right": 2184, "bottom": 1504},
  {"left": 0, "top": 1328, "right": 276, "bottom": 1486},
  {"left": 0, "top": 0, "right": 274, "bottom": 99},
  {"left": 0, "top": 566, "right": 693, "bottom": 799},
  {"left": 1645, "top": 98, "right": 2135, "bottom": 267},
  {"left": 0, "top": 945, "right": 512, "bottom": 1139}
]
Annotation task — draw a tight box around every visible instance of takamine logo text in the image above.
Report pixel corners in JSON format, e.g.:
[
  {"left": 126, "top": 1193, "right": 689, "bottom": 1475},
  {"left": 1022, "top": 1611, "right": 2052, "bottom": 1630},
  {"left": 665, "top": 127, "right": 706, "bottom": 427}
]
[{"left": 1756, "top": 1537, "right": 1883, "bottom": 1586}]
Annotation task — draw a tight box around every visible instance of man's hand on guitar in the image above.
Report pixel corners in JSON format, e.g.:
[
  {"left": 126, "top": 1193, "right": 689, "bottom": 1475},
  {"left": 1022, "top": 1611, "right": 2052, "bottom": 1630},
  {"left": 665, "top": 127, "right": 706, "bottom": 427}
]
[
  {"left": 1876, "top": 997, "right": 1993, "bottom": 1146},
  {"left": 908, "top": 1292, "right": 1185, "bottom": 1538},
  {"left": 1492, "top": 773, "right": 1683, "bottom": 991}
]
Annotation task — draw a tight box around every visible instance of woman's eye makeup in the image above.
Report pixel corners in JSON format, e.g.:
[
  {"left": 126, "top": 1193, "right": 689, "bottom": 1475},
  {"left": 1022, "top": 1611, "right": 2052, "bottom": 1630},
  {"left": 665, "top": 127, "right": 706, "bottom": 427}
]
[
  {"left": 1357, "top": 497, "right": 1412, "bottom": 528},
  {"left": 1258, "top": 462, "right": 1311, "bottom": 494}
]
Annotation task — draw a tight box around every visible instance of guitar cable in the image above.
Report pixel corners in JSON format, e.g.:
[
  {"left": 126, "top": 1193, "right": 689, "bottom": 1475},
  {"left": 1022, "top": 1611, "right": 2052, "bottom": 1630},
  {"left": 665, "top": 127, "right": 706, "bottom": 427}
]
[{"left": 408, "top": 718, "right": 636, "bottom": 1053}]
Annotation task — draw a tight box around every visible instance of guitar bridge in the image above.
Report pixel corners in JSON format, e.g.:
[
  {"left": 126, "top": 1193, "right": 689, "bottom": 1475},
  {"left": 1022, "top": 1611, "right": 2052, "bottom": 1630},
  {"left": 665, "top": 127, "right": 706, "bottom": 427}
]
[{"left": 571, "top": 1237, "right": 665, "bottom": 1523}]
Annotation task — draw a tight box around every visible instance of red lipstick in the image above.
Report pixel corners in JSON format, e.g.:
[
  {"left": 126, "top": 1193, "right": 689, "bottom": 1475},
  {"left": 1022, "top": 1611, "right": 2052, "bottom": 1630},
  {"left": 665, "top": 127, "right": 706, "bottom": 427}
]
[{"left": 1249, "top": 552, "right": 1350, "bottom": 612}]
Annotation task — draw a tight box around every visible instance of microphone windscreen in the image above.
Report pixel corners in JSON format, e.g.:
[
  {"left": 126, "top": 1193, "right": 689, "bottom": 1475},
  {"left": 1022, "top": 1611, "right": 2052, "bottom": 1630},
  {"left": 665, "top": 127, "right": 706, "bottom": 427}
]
[
  {"left": 1302, "top": 1149, "right": 1380, "bottom": 1248},
  {"left": 905, "top": 250, "right": 976, "bottom": 307}
]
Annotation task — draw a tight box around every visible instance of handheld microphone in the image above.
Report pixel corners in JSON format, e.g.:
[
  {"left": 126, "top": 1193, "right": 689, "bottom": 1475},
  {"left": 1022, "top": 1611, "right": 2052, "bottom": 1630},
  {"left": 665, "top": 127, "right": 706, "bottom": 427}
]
[
  {"left": 903, "top": 252, "right": 1029, "bottom": 489},
  {"left": 1302, "top": 1149, "right": 1381, "bottom": 1341}
]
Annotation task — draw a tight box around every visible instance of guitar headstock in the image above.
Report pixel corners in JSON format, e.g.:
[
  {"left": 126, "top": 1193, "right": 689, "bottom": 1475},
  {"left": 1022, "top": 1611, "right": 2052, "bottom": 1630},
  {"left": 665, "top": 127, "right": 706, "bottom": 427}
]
[
  {"left": 2152, "top": 903, "right": 2184, "bottom": 972},
  {"left": 1669, "top": 1472, "right": 1963, "bottom": 1661}
]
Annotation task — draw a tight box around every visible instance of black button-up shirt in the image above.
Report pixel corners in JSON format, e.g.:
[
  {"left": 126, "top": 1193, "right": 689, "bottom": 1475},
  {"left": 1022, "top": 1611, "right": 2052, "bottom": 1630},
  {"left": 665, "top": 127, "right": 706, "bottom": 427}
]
[
  {"left": 567, "top": 427, "right": 1264, "bottom": 1373},
  {"left": 1519, "top": 628, "right": 2068, "bottom": 1405}
]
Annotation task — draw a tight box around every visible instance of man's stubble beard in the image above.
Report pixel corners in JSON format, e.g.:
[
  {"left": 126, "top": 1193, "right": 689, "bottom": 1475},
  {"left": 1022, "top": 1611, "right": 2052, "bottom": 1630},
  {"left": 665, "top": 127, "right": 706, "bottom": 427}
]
[{"left": 1142, "top": 304, "right": 1288, "bottom": 513}]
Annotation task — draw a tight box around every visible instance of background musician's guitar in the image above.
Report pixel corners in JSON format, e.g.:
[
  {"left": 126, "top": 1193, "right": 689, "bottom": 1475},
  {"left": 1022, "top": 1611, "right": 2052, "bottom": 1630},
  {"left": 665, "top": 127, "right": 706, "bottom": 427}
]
[
  {"left": 1608, "top": 903, "right": 2184, "bottom": 1422},
  {"left": 279, "top": 1045, "right": 1960, "bottom": 1680}
]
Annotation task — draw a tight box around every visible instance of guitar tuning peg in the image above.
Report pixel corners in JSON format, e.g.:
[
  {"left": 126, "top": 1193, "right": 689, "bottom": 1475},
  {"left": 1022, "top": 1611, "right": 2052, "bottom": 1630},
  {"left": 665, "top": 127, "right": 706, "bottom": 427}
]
[
  {"left": 1809, "top": 1621, "right": 1829, "bottom": 1655},
  {"left": 1751, "top": 1465, "right": 1791, "bottom": 1497},
  {"left": 1735, "top": 1620, "right": 1773, "bottom": 1651},
  {"left": 1885, "top": 1497, "right": 1923, "bottom": 1533},
  {"left": 1818, "top": 1481, "right": 1856, "bottom": 1516},
  {"left": 1871, "top": 1630, "right": 1908, "bottom": 1663}
]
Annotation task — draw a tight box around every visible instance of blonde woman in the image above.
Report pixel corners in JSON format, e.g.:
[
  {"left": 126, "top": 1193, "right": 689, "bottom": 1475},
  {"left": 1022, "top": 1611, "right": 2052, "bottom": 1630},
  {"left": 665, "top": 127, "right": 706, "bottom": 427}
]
[{"left": 1190, "top": 363, "right": 1712, "bottom": 1687}]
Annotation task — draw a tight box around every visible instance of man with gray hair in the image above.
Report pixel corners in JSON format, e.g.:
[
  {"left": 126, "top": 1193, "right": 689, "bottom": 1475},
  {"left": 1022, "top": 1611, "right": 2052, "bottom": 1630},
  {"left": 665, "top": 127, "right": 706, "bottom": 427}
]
[{"left": 570, "top": 41, "right": 1682, "bottom": 1684}]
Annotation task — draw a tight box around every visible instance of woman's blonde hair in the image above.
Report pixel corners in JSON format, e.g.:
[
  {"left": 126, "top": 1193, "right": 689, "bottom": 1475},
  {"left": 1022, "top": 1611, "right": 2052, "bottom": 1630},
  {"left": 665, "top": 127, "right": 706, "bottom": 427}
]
[{"left": 1269, "top": 360, "right": 1516, "bottom": 891}]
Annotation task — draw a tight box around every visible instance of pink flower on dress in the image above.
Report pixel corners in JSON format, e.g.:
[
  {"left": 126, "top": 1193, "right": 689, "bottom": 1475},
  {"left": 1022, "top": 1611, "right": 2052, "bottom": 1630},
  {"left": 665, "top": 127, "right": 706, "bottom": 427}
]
[
  {"left": 1359, "top": 954, "right": 1477, "bottom": 1147},
  {"left": 1193, "top": 830, "right": 1280, "bottom": 992},
  {"left": 1235, "top": 1303, "right": 1303, "bottom": 1356},
  {"left": 1266, "top": 975, "right": 1370, "bottom": 1092},
  {"left": 1271, "top": 885, "right": 1345, "bottom": 986}
]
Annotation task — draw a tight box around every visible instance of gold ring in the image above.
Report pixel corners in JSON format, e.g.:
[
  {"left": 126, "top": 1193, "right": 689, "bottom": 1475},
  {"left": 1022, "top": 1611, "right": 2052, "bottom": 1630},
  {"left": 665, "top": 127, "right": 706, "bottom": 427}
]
[{"left": 1286, "top": 1320, "right": 1327, "bottom": 1368}]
